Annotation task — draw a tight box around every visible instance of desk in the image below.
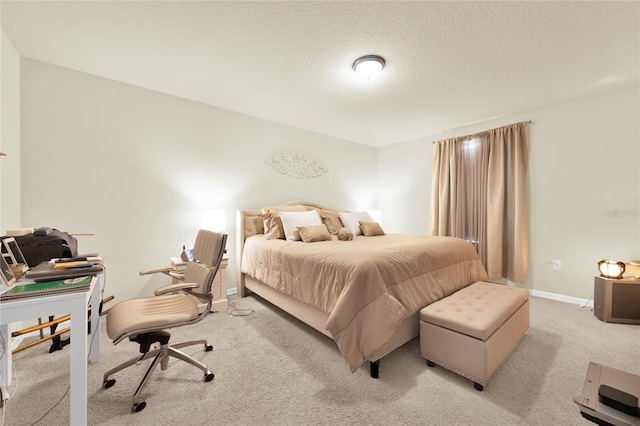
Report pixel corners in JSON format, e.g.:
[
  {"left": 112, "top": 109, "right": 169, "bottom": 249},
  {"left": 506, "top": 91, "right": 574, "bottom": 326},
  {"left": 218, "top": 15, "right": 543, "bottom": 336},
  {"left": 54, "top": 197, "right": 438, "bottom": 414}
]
[{"left": 0, "top": 274, "right": 102, "bottom": 425}]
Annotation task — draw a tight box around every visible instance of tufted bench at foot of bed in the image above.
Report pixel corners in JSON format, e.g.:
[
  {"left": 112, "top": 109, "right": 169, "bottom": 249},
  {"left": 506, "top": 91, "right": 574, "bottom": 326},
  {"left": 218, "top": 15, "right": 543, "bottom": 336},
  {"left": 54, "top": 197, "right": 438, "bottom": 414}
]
[{"left": 419, "top": 281, "right": 530, "bottom": 391}]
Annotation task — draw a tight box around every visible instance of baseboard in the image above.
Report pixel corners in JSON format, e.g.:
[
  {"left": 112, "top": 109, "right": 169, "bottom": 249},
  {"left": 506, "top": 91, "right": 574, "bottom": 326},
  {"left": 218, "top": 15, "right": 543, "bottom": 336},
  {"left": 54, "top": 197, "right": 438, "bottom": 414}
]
[
  {"left": 530, "top": 289, "right": 593, "bottom": 308},
  {"left": 227, "top": 287, "right": 238, "bottom": 296}
]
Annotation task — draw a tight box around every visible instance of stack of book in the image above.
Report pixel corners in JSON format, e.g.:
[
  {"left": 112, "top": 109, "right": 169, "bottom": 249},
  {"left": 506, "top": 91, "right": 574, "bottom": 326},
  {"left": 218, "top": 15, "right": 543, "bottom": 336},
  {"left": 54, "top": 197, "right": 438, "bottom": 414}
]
[
  {"left": 25, "top": 256, "right": 104, "bottom": 282},
  {"left": 53, "top": 259, "right": 95, "bottom": 270}
]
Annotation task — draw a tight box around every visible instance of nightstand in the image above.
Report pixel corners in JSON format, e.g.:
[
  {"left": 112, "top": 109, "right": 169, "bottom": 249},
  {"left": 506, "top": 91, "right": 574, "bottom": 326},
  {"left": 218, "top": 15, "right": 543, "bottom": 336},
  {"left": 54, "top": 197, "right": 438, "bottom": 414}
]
[
  {"left": 169, "top": 256, "right": 187, "bottom": 283},
  {"left": 168, "top": 255, "right": 228, "bottom": 312},
  {"left": 594, "top": 275, "right": 640, "bottom": 324},
  {"left": 210, "top": 256, "right": 229, "bottom": 312}
]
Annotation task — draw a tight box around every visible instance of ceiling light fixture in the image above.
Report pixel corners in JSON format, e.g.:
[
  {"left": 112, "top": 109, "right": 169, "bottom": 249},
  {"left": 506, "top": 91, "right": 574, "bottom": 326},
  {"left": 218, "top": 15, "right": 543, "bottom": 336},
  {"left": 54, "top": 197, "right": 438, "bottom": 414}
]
[
  {"left": 353, "top": 55, "right": 385, "bottom": 81},
  {"left": 0, "top": 152, "right": 7, "bottom": 157}
]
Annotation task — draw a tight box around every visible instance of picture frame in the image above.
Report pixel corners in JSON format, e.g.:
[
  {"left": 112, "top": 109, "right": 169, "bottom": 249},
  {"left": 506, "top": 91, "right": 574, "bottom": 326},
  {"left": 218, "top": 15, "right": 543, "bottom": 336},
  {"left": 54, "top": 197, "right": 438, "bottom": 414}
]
[
  {"left": 0, "top": 254, "right": 16, "bottom": 287},
  {"left": 2, "top": 237, "right": 27, "bottom": 266}
]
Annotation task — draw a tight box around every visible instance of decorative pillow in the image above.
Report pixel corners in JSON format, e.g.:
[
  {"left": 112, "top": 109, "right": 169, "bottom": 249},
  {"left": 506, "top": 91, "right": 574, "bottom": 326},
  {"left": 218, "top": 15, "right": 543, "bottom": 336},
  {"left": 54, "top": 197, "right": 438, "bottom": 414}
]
[
  {"left": 244, "top": 216, "right": 265, "bottom": 238},
  {"left": 360, "top": 221, "right": 385, "bottom": 237},
  {"left": 261, "top": 205, "right": 307, "bottom": 240},
  {"left": 337, "top": 227, "right": 353, "bottom": 241},
  {"left": 338, "top": 211, "right": 373, "bottom": 236},
  {"left": 319, "top": 210, "right": 344, "bottom": 235},
  {"left": 262, "top": 212, "right": 285, "bottom": 240},
  {"left": 297, "top": 224, "right": 332, "bottom": 242},
  {"left": 279, "top": 210, "right": 323, "bottom": 241}
]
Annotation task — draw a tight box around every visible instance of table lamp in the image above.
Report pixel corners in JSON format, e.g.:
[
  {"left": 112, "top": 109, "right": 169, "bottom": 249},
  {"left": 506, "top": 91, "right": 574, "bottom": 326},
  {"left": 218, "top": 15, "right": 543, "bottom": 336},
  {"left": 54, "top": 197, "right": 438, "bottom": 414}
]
[
  {"left": 597, "top": 259, "right": 625, "bottom": 279},
  {"left": 597, "top": 259, "right": 640, "bottom": 279}
]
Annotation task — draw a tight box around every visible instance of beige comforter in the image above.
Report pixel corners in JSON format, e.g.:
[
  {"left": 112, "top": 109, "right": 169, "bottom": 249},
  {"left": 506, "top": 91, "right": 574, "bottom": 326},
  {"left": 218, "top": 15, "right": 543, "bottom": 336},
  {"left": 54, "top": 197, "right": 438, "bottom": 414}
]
[{"left": 241, "top": 234, "right": 488, "bottom": 371}]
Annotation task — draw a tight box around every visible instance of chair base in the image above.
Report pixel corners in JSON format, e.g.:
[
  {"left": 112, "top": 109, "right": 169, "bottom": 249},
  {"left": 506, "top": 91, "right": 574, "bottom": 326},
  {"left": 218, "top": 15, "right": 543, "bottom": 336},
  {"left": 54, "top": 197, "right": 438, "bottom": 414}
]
[{"left": 103, "top": 339, "right": 214, "bottom": 412}]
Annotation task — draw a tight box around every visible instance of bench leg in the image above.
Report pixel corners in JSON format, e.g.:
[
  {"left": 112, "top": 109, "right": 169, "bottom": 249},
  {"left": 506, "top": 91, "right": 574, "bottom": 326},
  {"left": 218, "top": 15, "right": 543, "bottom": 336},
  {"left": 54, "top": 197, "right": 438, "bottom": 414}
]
[
  {"left": 426, "top": 360, "right": 436, "bottom": 367},
  {"left": 474, "top": 382, "right": 484, "bottom": 391}
]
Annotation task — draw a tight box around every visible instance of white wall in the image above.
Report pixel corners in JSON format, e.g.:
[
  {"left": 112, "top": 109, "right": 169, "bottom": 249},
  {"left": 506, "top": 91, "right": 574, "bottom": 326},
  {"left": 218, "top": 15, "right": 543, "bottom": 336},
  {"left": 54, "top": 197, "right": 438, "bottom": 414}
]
[
  {"left": 378, "top": 86, "right": 640, "bottom": 300},
  {"left": 1, "top": 30, "right": 21, "bottom": 235},
  {"left": 0, "top": 31, "right": 22, "bottom": 330},
  {"left": 17, "top": 57, "right": 640, "bottom": 304},
  {"left": 20, "top": 59, "right": 377, "bottom": 303}
]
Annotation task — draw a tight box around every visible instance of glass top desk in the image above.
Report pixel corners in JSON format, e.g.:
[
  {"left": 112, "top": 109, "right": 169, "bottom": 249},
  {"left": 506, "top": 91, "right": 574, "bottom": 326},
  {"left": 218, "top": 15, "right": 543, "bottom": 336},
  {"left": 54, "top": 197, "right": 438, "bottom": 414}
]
[{"left": 0, "top": 273, "right": 102, "bottom": 425}]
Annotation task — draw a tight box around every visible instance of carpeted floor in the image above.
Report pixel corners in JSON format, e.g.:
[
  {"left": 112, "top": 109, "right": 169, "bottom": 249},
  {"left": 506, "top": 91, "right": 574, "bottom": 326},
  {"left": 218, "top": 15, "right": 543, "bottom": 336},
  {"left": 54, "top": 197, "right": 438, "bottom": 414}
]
[{"left": 2, "top": 294, "right": 639, "bottom": 425}]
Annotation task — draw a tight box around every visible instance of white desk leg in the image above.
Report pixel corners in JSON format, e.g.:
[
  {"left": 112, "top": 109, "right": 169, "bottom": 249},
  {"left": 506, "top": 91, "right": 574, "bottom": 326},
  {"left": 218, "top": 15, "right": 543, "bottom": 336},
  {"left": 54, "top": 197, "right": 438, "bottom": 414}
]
[
  {"left": 69, "top": 299, "right": 87, "bottom": 425},
  {"left": 0, "top": 323, "right": 11, "bottom": 389},
  {"left": 89, "top": 276, "right": 101, "bottom": 364}
]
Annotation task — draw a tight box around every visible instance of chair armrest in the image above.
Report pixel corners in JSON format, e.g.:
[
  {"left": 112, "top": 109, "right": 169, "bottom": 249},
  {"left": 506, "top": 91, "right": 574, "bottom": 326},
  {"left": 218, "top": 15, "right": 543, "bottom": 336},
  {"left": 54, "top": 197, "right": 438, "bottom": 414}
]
[
  {"left": 139, "top": 266, "right": 175, "bottom": 276},
  {"left": 154, "top": 282, "right": 198, "bottom": 296},
  {"left": 168, "top": 271, "right": 185, "bottom": 281}
]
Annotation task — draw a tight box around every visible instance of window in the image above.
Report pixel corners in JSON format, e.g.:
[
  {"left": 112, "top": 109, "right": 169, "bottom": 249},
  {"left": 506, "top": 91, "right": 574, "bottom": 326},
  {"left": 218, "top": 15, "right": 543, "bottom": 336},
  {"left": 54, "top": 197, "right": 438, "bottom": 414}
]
[{"left": 430, "top": 122, "right": 529, "bottom": 283}]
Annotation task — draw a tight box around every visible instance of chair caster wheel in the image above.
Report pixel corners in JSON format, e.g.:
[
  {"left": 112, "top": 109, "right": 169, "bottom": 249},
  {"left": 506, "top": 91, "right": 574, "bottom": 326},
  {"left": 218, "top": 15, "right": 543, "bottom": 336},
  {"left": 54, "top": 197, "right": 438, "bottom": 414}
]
[
  {"left": 205, "top": 344, "right": 213, "bottom": 352},
  {"left": 132, "top": 400, "right": 146, "bottom": 412},
  {"left": 103, "top": 378, "right": 116, "bottom": 389},
  {"left": 204, "top": 372, "right": 214, "bottom": 382}
]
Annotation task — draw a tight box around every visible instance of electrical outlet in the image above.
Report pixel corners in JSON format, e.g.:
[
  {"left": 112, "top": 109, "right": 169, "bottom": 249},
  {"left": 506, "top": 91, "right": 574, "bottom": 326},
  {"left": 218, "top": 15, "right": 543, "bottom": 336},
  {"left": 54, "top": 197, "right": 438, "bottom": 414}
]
[{"left": 552, "top": 259, "right": 562, "bottom": 270}]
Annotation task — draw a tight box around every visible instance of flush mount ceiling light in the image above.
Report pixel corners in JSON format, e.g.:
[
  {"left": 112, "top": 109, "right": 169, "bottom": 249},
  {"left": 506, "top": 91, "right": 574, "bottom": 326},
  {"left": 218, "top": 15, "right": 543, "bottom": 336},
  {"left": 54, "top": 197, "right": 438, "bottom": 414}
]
[{"left": 352, "top": 55, "right": 385, "bottom": 81}]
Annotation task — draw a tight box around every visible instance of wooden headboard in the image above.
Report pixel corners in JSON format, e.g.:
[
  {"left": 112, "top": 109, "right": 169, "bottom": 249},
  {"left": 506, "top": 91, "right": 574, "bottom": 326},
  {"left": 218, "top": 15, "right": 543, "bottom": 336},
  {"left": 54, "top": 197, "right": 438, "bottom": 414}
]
[{"left": 235, "top": 201, "right": 340, "bottom": 296}]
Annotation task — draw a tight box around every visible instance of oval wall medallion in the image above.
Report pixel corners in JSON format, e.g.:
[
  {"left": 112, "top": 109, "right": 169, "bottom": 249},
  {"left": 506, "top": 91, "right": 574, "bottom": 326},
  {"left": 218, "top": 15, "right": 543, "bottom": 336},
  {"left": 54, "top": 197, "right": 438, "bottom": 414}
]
[{"left": 265, "top": 153, "right": 328, "bottom": 179}]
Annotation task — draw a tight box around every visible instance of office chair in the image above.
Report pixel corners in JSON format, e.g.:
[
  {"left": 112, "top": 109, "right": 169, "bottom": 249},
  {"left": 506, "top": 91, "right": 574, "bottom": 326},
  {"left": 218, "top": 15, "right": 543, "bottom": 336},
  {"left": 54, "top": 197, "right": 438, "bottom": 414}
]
[{"left": 102, "top": 233, "right": 227, "bottom": 413}]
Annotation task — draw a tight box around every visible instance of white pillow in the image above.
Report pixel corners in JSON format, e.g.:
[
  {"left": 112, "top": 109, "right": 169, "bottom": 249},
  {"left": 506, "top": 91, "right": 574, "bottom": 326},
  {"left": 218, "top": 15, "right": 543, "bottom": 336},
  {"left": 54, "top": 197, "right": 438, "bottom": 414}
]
[
  {"left": 338, "top": 211, "right": 373, "bottom": 236},
  {"left": 279, "top": 210, "right": 322, "bottom": 241}
]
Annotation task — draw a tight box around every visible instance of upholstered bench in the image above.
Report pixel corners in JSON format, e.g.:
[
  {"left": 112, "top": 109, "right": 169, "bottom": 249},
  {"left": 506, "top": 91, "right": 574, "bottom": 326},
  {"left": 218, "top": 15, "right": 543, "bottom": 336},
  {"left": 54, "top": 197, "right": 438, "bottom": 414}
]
[{"left": 420, "top": 281, "right": 529, "bottom": 391}]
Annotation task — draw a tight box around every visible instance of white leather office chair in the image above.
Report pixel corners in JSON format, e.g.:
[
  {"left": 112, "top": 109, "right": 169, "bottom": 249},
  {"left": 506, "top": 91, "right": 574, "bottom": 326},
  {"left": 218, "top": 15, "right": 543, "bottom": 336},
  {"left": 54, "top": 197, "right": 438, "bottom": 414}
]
[{"left": 102, "top": 232, "right": 227, "bottom": 412}]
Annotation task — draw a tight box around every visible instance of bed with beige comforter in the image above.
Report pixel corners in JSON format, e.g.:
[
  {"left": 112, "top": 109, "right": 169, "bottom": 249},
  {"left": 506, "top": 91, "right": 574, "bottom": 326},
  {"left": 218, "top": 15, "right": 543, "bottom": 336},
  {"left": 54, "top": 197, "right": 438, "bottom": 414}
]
[{"left": 241, "top": 233, "right": 488, "bottom": 372}]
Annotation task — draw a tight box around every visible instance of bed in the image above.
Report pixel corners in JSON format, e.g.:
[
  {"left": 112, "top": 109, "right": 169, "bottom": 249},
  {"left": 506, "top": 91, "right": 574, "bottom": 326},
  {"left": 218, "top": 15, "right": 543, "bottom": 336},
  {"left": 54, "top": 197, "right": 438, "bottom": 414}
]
[{"left": 236, "top": 201, "right": 488, "bottom": 377}]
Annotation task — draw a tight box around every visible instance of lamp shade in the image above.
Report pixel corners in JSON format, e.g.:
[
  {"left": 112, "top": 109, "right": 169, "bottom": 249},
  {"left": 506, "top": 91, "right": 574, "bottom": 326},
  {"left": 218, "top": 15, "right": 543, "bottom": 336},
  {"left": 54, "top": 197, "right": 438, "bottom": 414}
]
[
  {"left": 597, "top": 259, "right": 625, "bottom": 279},
  {"left": 202, "top": 210, "right": 225, "bottom": 232}
]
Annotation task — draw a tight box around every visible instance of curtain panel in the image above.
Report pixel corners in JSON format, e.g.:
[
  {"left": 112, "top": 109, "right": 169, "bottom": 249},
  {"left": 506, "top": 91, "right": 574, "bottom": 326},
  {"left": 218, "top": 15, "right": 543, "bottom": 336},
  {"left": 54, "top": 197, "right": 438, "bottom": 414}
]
[{"left": 430, "top": 121, "right": 529, "bottom": 283}]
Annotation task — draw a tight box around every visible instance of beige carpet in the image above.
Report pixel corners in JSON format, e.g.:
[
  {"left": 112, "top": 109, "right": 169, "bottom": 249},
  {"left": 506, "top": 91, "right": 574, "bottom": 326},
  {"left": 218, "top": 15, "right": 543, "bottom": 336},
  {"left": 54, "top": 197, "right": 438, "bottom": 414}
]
[{"left": 2, "top": 294, "right": 639, "bottom": 425}]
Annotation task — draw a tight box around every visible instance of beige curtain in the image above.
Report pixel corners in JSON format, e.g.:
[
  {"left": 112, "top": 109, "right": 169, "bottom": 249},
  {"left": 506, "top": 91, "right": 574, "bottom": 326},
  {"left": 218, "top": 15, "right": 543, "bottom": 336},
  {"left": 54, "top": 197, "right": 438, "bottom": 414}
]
[{"left": 430, "top": 122, "right": 529, "bottom": 282}]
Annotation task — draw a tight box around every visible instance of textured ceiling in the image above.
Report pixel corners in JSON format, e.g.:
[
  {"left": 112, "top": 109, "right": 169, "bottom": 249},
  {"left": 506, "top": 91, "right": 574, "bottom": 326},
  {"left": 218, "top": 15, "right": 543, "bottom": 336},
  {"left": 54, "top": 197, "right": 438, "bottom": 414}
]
[{"left": 1, "top": 1, "right": 638, "bottom": 147}]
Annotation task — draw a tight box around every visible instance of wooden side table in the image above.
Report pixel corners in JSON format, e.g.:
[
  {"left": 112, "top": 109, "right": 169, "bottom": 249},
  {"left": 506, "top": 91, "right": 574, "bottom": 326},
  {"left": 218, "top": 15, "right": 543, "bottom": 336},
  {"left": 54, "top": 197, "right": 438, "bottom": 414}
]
[
  {"left": 167, "top": 256, "right": 228, "bottom": 312},
  {"left": 210, "top": 256, "right": 229, "bottom": 312},
  {"left": 593, "top": 275, "right": 640, "bottom": 324}
]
